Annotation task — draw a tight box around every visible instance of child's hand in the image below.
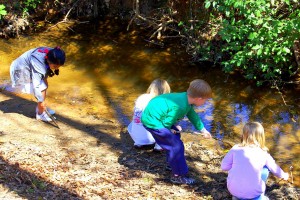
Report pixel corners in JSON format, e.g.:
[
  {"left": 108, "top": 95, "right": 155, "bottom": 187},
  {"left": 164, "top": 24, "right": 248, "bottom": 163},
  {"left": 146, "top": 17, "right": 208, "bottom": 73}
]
[
  {"left": 201, "top": 131, "right": 212, "bottom": 139},
  {"left": 192, "top": 131, "right": 212, "bottom": 138},
  {"left": 199, "top": 127, "right": 212, "bottom": 139},
  {"left": 171, "top": 129, "right": 180, "bottom": 134},
  {"left": 175, "top": 125, "right": 182, "bottom": 132}
]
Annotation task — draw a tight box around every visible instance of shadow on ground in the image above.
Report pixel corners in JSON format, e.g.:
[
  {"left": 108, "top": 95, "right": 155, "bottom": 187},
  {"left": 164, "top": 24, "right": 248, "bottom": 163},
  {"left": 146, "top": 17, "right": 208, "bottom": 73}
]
[
  {"left": 0, "top": 90, "right": 298, "bottom": 199},
  {"left": 0, "top": 155, "right": 82, "bottom": 200},
  {"left": 0, "top": 90, "right": 229, "bottom": 199}
]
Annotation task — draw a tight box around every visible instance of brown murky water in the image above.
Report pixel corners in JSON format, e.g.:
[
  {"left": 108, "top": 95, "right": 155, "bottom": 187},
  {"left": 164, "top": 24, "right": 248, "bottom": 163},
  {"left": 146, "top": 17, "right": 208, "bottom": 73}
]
[{"left": 0, "top": 19, "right": 299, "bottom": 186}]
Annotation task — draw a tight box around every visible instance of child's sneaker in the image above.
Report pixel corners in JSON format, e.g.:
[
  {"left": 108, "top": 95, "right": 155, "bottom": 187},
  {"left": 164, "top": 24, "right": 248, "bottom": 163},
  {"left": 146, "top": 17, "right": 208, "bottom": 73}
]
[
  {"left": 134, "top": 144, "right": 155, "bottom": 150},
  {"left": 153, "top": 143, "right": 163, "bottom": 150},
  {"left": 36, "top": 111, "right": 52, "bottom": 122},
  {"left": 165, "top": 165, "right": 172, "bottom": 171},
  {"left": 153, "top": 143, "right": 164, "bottom": 152},
  {"left": 170, "top": 175, "right": 196, "bottom": 185}
]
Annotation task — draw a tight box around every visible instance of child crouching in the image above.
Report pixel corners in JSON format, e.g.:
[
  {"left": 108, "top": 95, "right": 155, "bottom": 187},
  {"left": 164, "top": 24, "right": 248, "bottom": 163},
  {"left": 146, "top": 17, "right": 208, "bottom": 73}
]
[{"left": 221, "top": 122, "right": 289, "bottom": 199}]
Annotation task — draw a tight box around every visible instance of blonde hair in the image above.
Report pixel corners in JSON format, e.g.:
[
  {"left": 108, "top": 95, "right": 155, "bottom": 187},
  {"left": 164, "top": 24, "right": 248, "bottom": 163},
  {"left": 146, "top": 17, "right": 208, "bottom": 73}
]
[
  {"left": 146, "top": 79, "right": 171, "bottom": 96},
  {"left": 187, "top": 79, "right": 212, "bottom": 98},
  {"left": 240, "top": 122, "right": 268, "bottom": 151}
]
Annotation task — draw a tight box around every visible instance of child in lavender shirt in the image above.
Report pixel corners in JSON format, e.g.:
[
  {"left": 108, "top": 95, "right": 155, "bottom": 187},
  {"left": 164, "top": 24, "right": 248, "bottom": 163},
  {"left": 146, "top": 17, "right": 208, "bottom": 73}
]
[{"left": 221, "top": 122, "right": 289, "bottom": 200}]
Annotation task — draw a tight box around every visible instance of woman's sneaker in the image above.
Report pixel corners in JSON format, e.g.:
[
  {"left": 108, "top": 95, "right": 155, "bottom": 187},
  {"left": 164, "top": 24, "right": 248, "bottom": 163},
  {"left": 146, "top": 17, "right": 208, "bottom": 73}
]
[
  {"left": 36, "top": 107, "right": 55, "bottom": 115},
  {"left": 36, "top": 111, "right": 52, "bottom": 122},
  {"left": 170, "top": 175, "right": 195, "bottom": 185}
]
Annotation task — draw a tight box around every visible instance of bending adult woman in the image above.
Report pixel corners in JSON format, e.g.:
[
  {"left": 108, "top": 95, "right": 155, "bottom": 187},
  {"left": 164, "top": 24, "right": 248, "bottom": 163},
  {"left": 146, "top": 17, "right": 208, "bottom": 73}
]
[{"left": 10, "top": 46, "right": 66, "bottom": 121}]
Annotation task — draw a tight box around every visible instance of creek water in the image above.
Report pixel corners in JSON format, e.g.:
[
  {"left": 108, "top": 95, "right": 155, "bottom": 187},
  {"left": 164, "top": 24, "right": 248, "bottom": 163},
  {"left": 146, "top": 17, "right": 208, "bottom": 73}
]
[{"left": 0, "top": 19, "right": 299, "bottom": 186}]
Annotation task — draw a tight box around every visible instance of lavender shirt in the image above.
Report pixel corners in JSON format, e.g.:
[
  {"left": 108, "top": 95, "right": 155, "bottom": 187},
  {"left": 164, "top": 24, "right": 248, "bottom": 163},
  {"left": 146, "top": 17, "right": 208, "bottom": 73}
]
[{"left": 221, "top": 144, "right": 287, "bottom": 199}]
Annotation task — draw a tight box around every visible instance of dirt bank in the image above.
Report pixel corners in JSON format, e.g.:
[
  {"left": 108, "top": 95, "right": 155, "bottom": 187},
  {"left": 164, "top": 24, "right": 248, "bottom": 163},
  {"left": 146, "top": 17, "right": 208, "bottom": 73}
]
[{"left": 0, "top": 90, "right": 299, "bottom": 199}]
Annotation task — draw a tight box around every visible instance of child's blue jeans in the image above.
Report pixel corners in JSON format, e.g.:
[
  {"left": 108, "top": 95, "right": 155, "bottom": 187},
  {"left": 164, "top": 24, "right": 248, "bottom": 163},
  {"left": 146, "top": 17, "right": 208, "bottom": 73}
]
[
  {"left": 144, "top": 126, "right": 188, "bottom": 176},
  {"left": 233, "top": 166, "right": 270, "bottom": 200}
]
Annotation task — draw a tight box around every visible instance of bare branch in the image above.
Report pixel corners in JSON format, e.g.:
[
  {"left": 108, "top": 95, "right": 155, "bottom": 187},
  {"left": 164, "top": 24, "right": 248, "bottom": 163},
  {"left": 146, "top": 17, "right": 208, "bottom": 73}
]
[{"left": 46, "top": 0, "right": 83, "bottom": 31}]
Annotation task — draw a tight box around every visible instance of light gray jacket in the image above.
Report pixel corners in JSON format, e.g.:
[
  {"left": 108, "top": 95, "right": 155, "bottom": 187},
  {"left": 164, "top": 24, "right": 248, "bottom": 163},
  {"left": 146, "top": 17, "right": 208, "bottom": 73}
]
[{"left": 10, "top": 47, "right": 52, "bottom": 102}]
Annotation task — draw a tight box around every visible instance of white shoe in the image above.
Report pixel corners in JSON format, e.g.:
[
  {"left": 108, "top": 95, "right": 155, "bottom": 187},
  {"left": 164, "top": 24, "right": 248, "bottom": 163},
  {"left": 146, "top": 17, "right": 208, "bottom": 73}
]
[
  {"left": 154, "top": 143, "right": 163, "bottom": 151},
  {"left": 36, "top": 107, "right": 55, "bottom": 115},
  {"left": 36, "top": 111, "right": 52, "bottom": 122}
]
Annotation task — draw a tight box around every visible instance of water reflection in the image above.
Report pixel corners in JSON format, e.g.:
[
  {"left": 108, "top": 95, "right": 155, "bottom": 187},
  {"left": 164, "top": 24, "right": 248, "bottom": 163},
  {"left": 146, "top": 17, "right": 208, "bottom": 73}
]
[{"left": 0, "top": 20, "right": 299, "bottom": 186}]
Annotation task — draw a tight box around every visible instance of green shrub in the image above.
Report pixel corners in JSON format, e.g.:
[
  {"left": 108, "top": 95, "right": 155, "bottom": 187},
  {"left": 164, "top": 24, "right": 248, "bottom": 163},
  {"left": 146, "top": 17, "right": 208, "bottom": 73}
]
[
  {"left": 0, "top": 4, "right": 7, "bottom": 19},
  {"left": 22, "top": 0, "right": 41, "bottom": 15},
  {"left": 205, "top": 0, "right": 300, "bottom": 85}
]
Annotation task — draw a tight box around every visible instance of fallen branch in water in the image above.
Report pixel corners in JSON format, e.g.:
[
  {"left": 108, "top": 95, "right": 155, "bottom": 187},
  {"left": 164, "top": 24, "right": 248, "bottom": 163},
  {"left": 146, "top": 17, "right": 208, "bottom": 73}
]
[
  {"left": 127, "top": 0, "right": 186, "bottom": 42},
  {"left": 271, "top": 79, "right": 298, "bottom": 123},
  {"left": 270, "top": 77, "right": 288, "bottom": 106},
  {"left": 46, "top": 1, "right": 74, "bottom": 31}
]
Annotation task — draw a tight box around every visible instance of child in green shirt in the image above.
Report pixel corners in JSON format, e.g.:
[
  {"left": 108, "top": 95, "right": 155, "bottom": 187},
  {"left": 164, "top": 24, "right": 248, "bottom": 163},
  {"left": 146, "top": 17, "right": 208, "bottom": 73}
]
[{"left": 141, "top": 79, "right": 212, "bottom": 185}]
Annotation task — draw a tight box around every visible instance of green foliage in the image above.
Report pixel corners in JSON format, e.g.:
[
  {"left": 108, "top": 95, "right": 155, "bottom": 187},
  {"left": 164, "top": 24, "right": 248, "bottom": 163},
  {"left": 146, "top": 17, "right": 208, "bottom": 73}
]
[
  {"left": 0, "top": 4, "right": 7, "bottom": 19},
  {"left": 178, "top": 21, "right": 184, "bottom": 27},
  {"left": 22, "top": 0, "right": 41, "bottom": 15},
  {"left": 204, "top": 0, "right": 300, "bottom": 85}
]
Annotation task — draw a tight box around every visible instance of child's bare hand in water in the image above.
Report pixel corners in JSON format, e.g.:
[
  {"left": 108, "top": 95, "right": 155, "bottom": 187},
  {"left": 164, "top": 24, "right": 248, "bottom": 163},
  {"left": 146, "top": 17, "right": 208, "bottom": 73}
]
[{"left": 193, "top": 127, "right": 212, "bottom": 139}]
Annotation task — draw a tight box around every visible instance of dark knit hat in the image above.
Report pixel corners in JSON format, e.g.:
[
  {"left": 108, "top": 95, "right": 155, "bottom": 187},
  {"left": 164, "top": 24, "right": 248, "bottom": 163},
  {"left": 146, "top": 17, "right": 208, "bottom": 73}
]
[{"left": 47, "top": 46, "right": 66, "bottom": 65}]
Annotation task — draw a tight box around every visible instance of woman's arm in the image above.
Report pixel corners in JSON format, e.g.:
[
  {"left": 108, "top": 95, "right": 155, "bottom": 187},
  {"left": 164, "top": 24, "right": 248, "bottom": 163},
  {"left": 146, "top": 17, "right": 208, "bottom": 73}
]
[{"left": 31, "top": 68, "right": 45, "bottom": 102}]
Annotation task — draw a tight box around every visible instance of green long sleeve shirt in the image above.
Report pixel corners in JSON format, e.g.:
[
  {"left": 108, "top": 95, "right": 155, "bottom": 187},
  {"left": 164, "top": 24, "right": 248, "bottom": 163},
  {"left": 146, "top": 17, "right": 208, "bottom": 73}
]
[{"left": 141, "top": 92, "right": 204, "bottom": 130}]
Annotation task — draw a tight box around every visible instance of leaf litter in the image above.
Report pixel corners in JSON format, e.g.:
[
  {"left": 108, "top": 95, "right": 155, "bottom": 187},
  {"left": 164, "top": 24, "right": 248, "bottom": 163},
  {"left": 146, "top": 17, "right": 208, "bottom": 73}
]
[{"left": 0, "top": 91, "right": 299, "bottom": 200}]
